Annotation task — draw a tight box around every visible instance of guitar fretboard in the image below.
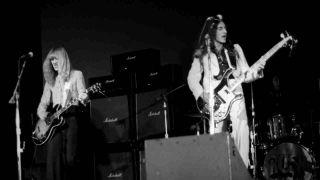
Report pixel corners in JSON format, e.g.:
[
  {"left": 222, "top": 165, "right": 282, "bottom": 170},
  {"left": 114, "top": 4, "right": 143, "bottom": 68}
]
[
  {"left": 229, "top": 35, "right": 292, "bottom": 92},
  {"left": 255, "top": 36, "right": 292, "bottom": 67}
]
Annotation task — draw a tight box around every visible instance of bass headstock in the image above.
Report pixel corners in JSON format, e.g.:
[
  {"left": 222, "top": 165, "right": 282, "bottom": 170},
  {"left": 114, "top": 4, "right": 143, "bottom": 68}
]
[{"left": 280, "top": 31, "right": 298, "bottom": 48}]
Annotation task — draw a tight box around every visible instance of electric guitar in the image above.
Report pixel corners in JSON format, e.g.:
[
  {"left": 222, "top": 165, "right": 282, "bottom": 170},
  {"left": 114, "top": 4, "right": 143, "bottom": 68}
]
[
  {"left": 32, "top": 83, "right": 102, "bottom": 146},
  {"left": 197, "top": 32, "right": 297, "bottom": 123}
]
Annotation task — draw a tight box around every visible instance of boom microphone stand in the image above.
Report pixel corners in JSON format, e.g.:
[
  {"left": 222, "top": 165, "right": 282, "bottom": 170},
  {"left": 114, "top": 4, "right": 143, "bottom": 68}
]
[
  {"left": 156, "top": 83, "right": 186, "bottom": 138},
  {"left": 9, "top": 57, "right": 28, "bottom": 180}
]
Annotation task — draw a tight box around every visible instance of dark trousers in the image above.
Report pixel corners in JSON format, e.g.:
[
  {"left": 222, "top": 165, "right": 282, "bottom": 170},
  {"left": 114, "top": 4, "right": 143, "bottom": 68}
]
[{"left": 46, "top": 114, "right": 80, "bottom": 180}]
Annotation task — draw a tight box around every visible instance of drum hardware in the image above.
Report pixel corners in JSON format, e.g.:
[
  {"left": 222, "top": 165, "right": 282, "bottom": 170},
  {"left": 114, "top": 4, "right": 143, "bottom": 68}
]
[
  {"left": 256, "top": 142, "right": 269, "bottom": 151},
  {"left": 249, "top": 83, "right": 258, "bottom": 178},
  {"left": 254, "top": 112, "right": 317, "bottom": 179},
  {"left": 266, "top": 113, "right": 305, "bottom": 144},
  {"left": 291, "top": 124, "right": 304, "bottom": 142},
  {"left": 253, "top": 141, "right": 269, "bottom": 179},
  {"left": 263, "top": 142, "right": 316, "bottom": 180},
  {"left": 267, "top": 114, "right": 288, "bottom": 141}
]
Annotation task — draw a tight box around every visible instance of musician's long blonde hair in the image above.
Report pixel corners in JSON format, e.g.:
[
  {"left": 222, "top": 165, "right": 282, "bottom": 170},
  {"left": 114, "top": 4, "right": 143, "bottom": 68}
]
[{"left": 43, "top": 46, "right": 72, "bottom": 86}]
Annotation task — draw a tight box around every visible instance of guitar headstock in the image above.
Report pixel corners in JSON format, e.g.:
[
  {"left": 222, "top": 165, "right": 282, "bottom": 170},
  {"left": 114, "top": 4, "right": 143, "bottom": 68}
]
[
  {"left": 88, "top": 82, "right": 107, "bottom": 97},
  {"left": 280, "top": 31, "right": 298, "bottom": 48},
  {"left": 89, "top": 83, "right": 102, "bottom": 93}
]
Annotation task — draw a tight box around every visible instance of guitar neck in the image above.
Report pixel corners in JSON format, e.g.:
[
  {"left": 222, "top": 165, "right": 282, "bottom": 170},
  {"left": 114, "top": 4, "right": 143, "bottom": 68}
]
[
  {"left": 254, "top": 36, "right": 290, "bottom": 67},
  {"left": 229, "top": 36, "right": 291, "bottom": 92}
]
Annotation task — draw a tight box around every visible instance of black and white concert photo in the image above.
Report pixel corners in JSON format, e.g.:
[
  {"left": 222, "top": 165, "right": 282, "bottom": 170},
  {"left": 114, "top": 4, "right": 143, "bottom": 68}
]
[{"left": 5, "top": 1, "right": 319, "bottom": 180}]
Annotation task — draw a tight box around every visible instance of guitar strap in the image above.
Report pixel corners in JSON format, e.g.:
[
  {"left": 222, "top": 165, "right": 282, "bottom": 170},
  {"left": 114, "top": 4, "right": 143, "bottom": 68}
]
[
  {"left": 224, "top": 48, "right": 235, "bottom": 70},
  {"left": 213, "top": 48, "right": 235, "bottom": 80}
]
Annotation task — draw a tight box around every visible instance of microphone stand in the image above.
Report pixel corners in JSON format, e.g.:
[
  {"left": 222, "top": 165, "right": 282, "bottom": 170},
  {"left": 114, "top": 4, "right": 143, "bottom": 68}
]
[
  {"left": 162, "top": 95, "right": 169, "bottom": 139},
  {"left": 9, "top": 58, "right": 27, "bottom": 180},
  {"left": 197, "top": 17, "right": 213, "bottom": 46},
  {"left": 156, "top": 84, "right": 186, "bottom": 138},
  {"left": 250, "top": 83, "right": 257, "bottom": 178},
  {"left": 206, "top": 36, "right": 216, "bottom": 135}
]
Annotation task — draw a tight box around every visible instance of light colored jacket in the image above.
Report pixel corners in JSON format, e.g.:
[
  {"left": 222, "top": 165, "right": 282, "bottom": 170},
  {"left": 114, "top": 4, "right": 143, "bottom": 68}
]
[
  {"left": 37, "top": 70, "right": 86, "bottom": 120},
  {"left": 187, "top": 44, "right": 262, "bottom": 101}
]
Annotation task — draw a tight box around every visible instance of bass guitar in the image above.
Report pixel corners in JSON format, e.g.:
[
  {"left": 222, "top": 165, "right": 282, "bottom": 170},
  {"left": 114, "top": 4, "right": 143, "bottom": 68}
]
[
  {"left": 197, "top": 32, "right": 297, "bottom": 123},
  {"left": 32, "top": 83, "right": 102, "bottom": 145}
]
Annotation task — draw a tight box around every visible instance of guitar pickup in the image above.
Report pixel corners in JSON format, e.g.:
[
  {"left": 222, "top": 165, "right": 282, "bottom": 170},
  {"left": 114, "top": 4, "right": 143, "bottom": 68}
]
[{"left": 216, "top": 94, "right": 226, "bottom": 104}]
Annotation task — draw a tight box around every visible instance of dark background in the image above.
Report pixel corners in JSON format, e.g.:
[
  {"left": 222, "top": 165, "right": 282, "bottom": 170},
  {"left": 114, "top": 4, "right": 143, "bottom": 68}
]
[{"left": 5, "top": 0, "right": 319, "bottom": 179}]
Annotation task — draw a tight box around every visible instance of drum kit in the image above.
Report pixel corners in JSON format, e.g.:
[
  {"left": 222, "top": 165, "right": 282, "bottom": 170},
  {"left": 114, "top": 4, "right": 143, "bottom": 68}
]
[
  {"left": 185, "top": 111, "right": 319, "bottom": 179},
  {"left": 255, "top": 113, "right": 318, "bottom": 180}
]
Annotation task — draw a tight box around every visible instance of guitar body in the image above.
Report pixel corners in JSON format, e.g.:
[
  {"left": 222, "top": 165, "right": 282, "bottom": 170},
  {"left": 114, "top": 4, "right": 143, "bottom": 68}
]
[
  {"left": 32, "top": 105, "right": 66, "bottom": 145},
  {"left": 197, "top": 68, "right": 244, "bottom": 122},
  {"left": 213, "top": 68, "right": 244, "bottom": 121},
  {"left": 31, "top": 82, "right": 102, "bottom": 146}
]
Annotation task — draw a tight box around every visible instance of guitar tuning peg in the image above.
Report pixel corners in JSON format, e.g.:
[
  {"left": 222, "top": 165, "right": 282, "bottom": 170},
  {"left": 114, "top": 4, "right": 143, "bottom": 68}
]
[
  {"left": 280, "top": 33, "right": 285, "bottom": 39},
  {"left": 292, "top": 37, "right": 298, "bottom": 44}
]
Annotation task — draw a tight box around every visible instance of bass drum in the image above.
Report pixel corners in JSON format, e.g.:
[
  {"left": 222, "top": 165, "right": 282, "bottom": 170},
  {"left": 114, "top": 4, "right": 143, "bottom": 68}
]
[{"left": 263, "top": 142, "right": 315, "bottom": 180}]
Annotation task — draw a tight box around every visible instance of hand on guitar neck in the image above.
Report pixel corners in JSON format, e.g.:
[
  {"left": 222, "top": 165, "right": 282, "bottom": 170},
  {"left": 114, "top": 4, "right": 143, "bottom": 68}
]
[
  {"left": 78, "top": 92, "right": 89, "bottom": 105},
  {"left": 251, "top": 59, "right": 266, "bottom": 79}
]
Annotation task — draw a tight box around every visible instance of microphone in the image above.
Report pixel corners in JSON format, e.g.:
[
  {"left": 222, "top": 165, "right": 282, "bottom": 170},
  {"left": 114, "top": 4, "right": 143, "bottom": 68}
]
[{"left": 19, "top": 52, "right": 34, "bottom": 59}]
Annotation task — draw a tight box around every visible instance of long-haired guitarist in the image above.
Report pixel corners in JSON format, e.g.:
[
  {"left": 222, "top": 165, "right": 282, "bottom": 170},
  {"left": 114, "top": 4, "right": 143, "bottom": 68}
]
[
  {"left": 187, "top": 14, "right": 265, "bottom": 168},
  {"left": 34, "top": 46, "right": 89, "bottom": 180}
]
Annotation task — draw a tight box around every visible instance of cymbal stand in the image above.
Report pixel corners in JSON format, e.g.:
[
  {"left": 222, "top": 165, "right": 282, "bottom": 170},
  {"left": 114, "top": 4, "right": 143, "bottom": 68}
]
[{"left": 250, "top": 83, "right": 257, "bottom": 178}]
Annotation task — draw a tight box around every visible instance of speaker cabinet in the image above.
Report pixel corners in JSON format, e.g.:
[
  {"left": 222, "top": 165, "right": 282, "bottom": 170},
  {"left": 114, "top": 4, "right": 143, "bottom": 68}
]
[
  {"left": 94, "top": 150, "right": 146, "bottom": 180},
  {"left": 145, "top": 133, "right": 253, "bottom": 180},
  {"left": 95, "top": 151, "right": 134, "bottom": 180},
  {"left": 111, "top": 48, "right": 160, "bottom": 76},
  {"left": 136, "top": 88, "right": 168, "bottom": 140},
  {"left": 90, "top": 95, "right": 130, "bottom": 143}
]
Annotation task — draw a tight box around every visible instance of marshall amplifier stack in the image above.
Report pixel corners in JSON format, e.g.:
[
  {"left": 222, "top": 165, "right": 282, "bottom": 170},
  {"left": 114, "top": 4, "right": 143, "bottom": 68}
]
[
  {"left": 135, "top": 64, "right": 183, "bottom": 140},
  {"left": 88, "top": 48, "right": 183, "bottom": 180}
]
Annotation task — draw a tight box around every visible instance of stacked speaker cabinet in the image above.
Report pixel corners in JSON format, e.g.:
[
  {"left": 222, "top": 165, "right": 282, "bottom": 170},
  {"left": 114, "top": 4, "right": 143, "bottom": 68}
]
[
  {"left": 136, "top": 88, "right": 167, "bottom": 140},
  {"left": 90, "top": 48, "right": 183, "bottom": 180},
  {"left": 95, "top": 149, "right": 134, "bottom": 180},
  {"left": 89, "top": 79, "right": 171, "bottom": 144},
  {"left": 94, "top": 147, "right": 146, "bottom": 180},
  {"left": 135, "top": 64, "right": 183, "bottom": 140},
  {"left": 90, "top": 95, "right": 130, "bottom": 143},
  {"left": 89, "top": 74, "right": 133, "bottom": 180},
  {"left": 89, "top": 75, "right": 130, "bottom": 144}
]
